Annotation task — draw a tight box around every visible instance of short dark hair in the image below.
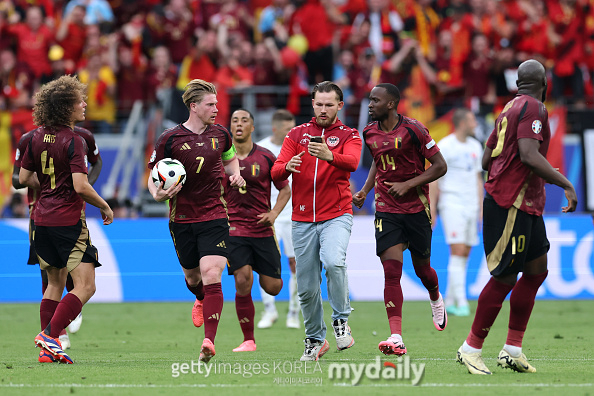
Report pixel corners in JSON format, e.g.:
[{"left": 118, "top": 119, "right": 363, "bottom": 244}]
[
  {"left": 271, "top": 109, "right": 295, "bottom": 123},
  {"left": 311, "top": 81, "right": 343, "bottom": 102},
  {"left": 376, "top": 83, "right": 400, "bottom": 104},
  {"left": 233, "top": 108, "right": 254, "bottom": 121},
  {"left": 452, "top": 108, "right": 472, "bottom": 128}
]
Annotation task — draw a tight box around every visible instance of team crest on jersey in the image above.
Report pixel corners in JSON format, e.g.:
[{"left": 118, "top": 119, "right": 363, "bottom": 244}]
[
  {"left": 395, "top": 137, "right": 402, "bottom": 148},
  {"left": 532, "top": 120, "right": 542, "bottom": 134},
  {"left": 327, "top": 136, "right": 339, "bottom": 147},
  {"left": 251, "top": 163, "right": 260, "bottom": 177},
  {"left": 150, "top": 150, "right": 156, "bottom": 163},
  {"left": 211, "top": 138, "right": 219, "bottom": 150}
]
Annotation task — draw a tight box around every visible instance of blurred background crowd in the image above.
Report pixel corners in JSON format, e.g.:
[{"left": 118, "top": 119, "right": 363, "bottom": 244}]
[{"left": 1, "top": 0, "right": 593, "bottom": 216}]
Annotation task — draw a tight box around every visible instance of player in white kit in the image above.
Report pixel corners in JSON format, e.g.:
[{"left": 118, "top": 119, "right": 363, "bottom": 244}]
[
  {"left": 256, "top": 109, "right": 300, "bottom": 328},
  {"left": 430, "top": 108, "right": 483, "bottom": 316}
]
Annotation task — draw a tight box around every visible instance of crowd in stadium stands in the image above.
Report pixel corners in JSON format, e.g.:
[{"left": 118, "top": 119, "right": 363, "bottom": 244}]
[{"left": 1, "top": 0, "right": 593, "bottom": 140}]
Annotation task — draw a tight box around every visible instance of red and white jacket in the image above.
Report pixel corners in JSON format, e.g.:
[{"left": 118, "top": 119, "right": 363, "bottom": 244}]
[{"left": 271, "top": 118, "right": 362, "bottom": 222}]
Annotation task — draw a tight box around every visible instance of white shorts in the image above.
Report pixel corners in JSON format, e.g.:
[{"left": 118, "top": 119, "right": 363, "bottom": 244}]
[
  {"left": 439, "top": 205, "right": 479, "bottom": 246},
  {"left": 274, "top": 220, "right": 294, "bottom": 257}
]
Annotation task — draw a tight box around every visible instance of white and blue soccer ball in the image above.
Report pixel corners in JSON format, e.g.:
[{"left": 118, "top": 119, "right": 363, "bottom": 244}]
[{"left": 151, "top": 158, "right": 186, "bottom": 190}]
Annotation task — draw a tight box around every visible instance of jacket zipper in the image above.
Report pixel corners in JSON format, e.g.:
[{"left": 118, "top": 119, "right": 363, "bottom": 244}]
[{"left": 312, "top": 128, "right": 325, "bottom": 222}]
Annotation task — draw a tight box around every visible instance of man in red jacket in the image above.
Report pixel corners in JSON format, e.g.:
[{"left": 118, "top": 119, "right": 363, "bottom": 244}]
[{"left": 272, "top": 81, "right": 362, "bottom": 361}]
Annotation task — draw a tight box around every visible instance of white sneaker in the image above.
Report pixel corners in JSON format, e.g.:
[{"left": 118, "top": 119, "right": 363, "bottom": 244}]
[
  {"left": 332, "top": 319, "right": 355, "bottom": 350},
  {"left": 59, "top": 333, "right": 71, "bottom": 350},
  {"left": 430, "top": 293, "right": 447, "bottom": 331},
  {"left": 286, "top": 312, "right": 300, "bottom": 329},
  {"left": 257, "top": 310, "right": 278, "bottom": 329},
  {"left": 67, "top": 313, "right": 83, "bottom": 333},
  {"left": 300, "top": 338, "right": 329, "bottom": 361}
]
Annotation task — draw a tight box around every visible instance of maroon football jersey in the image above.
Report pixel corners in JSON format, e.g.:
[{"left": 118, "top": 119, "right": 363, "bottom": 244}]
[
  {"left": 20, "top": 126, "right": 89, "bottom": 226},
  {"left": 14, "top": 129, "right": 39, "bottom": 216},
  {"left": 485, "top": 94, "right": 550, "bottom": 215},
  {"left": 16, "top": 127, "right": 99, "bottom": 218},
  {"left": 363, "top": 116, "right": 440, "bottom": 214},
  {"left": 74, "top": 126, "right": 100, "bottom": 165},
  {"left": 225, "top": 144, "right": 289, "bottom": 237},
  {"left": 148, "top": 123, "right": 233, "bottom": 223}
]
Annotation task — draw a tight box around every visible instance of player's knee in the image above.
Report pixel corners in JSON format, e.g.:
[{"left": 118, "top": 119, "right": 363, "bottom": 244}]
[{"left": 263, "top": 279, "right": 282, "bottom": 296}]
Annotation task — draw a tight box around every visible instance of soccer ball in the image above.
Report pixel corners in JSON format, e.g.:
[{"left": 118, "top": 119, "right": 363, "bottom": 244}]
[{"left": 151, "top": 158, "right": 186, "bottom": 190}]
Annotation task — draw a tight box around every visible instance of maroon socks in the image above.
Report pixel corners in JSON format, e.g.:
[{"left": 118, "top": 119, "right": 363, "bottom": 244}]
[
  {"left": 506, "top": 271, "right": 548, "bottom": 347},
  {"left": 203, "top": 283, "right": 223, "bottom": 342},
  {"left": 235, "top": 293, "right": 255, "bottom": 342},
  {"left": 44, "top": 293, "right": 82, "bottom": 338},
  {"left": 382, "top": 259, "right": 404, "bottom": 334},
  {"left": 414, "top": 263, "right": 440, "bottom": 301}
]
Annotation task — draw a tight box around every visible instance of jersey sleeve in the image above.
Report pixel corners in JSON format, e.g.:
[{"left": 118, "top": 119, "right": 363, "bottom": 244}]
[
  {"left": 80, "top": 129, "right": 100, "bottom": 164},
  {"left": 14, "top": 132, "right": 33, "bottom": 168},
  {"left": 411, "top": 121, "right": 440, "bottom": 159},
  {"left": 147, "top": 132, "right": 171, "bottom": 169},
  {"left": 69, "top": 136, "right": 88, "bottom": 174},
  {"left": 20, "top": 139, "right": 35, "bottom": 172},
  {"left": 486, "top": 128, "right": 498, "bottom": 149},
  {"left": 517, "top": 100, "right": 545, "bottom": 143}
]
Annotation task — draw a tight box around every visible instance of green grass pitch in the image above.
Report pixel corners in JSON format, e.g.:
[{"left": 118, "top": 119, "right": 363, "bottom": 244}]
[{"left": 1, "top": 300, "right": 592, "bottom": 395}]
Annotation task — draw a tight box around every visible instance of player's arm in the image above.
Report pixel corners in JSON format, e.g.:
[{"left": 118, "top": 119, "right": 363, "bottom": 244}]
[
  {"left": 257, "top": 184, "right": 290, "bottom": 226},
  {"left": 18, "top": 167, "right": 40, "bottom": 190},
  {"left": 272, "top": 136, "right": 303, "bottom": 180},
  {"left": 482, "top": 146, "right": 493, "bottom": 171},
  {"left": 87, "top": 154, "right": 102, "bottom": 185},
  {"left": 518, "top": 138, "right": 577, "bottom": 212},
  {"left": 385, "top": 152, "right": 447, "bottom": 198},
  {"left": 352, "top": 161, "right": 377, "bottom": 209},
  {"left": 222, "top": 146, "right": 246, "bottom": 188},
  {"left": 12, "top": 164, "right": 28, "bottom": 189},
  {"left": 72, "top": 173, "right": 114, "bottom": 224}
]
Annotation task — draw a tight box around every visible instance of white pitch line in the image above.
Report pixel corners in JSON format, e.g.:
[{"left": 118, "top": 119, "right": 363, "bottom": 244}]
[{"left": 1, "top": 383, "right": 592, "bottom": 388}]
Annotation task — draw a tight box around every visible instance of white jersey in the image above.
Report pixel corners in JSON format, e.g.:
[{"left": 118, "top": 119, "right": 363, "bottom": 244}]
[
  {"left": 436, "top": 134, "right": 483, "bottom": 211},
  {"left": 257, "top": 136, "right": 292, "bottom": 223}
]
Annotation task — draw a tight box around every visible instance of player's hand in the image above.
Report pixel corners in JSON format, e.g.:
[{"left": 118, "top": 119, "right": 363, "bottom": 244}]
[
  {"left": 562, "top": 186, "right": 578, "bottom": 213},
  {"left": 384, "top": 181, "right": 411, "bottom": 198},
  {"left": 101, "top": 206, "right": 114, "bottom": 225},
  {"left": 229, "top": 173, "right": 246, "bottom": 188},
  {"left": 285, "top": 151, "right": 305, "bottom": 173},
  {"left": 153, "top": 181, "right": 183, "bottom": 202},
  {"left": 352, "top": 190, "right": 367, "bottom": 209},
  {"left": 308, "top": 141, "right": 333, "bottom": 162},
  {"left": 257, "top": 211, "right": 277, "bottom": 226}
]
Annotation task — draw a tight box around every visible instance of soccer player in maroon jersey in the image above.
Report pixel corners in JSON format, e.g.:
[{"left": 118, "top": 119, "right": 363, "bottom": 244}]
[
  {"left": 19, "top": 75, "right": 114, "bottom": 364},
  {"left": 225, "top": 109, "right": 290, "bottom": 352},
  {"left": 352, "top": 83, "right": 448, "bottom": 356},
  {"left": 13, "top": 126, "right": 102, "bottom": 350},
  {"left": 456, "top": 60, "right": 577, "bottom": 375},
  {"left": 147, "top": 79, "right": 245, "bottom": 364}
]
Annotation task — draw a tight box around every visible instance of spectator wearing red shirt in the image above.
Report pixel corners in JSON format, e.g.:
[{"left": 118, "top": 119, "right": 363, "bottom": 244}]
[
  {"left": 160, "top": 0, "right": 195, "bottom": 65},
  {"left": 209, "top": 0, "right": 254, "bottom": 42},
  {"left": 55, "top": 5, "right": 87, "bottom": 74},
  {"left": 463, "top": 33, "right": 494, "bottom": 111},
  {"left": 0, "top": 48, "right": 34, "bottom": 112},
  {"left": 2, "top": 6, "right": 54, "bottom": 79},
  {"left": 290, "top": 0, "right": 344, "bottom": 84}
]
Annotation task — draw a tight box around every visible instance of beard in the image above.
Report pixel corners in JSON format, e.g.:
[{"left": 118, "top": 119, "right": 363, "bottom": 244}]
[{"left": 316, "top": 115, "right": 334, "bottom": 127}]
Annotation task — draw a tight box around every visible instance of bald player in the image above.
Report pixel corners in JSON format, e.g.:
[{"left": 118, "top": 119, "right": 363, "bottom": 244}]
[{"left": 456, "top": 59, "right": 577, "bottom": 375}]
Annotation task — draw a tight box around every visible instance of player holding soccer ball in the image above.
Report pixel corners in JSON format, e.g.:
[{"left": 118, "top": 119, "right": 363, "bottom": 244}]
[
  {"left": 456, "top": 60, "right": 577, "bottom": 375},
  {"left": 352, "top": 83, "right": 448, "bottom": 356},
  {"left": 147, "top": 79, "right": 245, "bottom": 364},
  {"left": 225, "top": 109, "right": 290, "bottom": 352}
]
